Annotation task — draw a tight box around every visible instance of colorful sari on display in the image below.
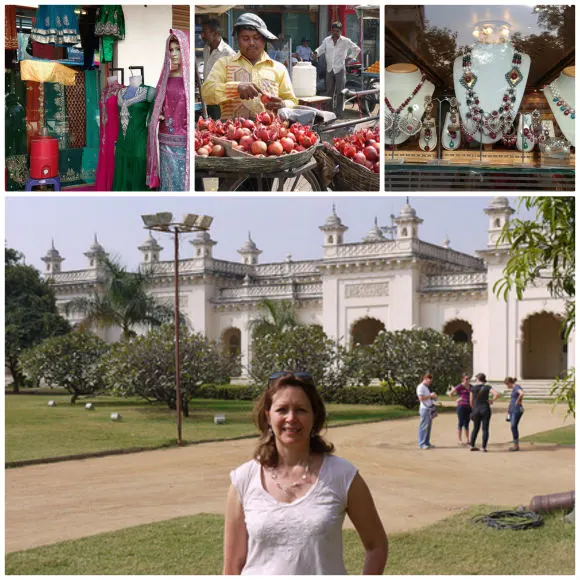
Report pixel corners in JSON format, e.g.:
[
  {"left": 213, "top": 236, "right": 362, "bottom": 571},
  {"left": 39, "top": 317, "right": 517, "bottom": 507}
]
[
  {"left": 146, "top": 29, "right": 190, "bottom": 191},
  {"left": 30, "top": 5, "right": 81, "bottom": 46}
]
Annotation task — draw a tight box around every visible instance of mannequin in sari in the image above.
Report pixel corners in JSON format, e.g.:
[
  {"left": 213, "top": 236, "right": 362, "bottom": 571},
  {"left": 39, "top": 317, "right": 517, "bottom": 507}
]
[{"left": 146, "top": 29, "right": 190, "bottom": 191}]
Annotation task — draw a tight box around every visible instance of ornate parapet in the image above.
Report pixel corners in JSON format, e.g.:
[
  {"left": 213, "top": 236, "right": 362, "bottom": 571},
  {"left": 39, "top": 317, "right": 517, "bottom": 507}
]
[
  {"left": 421, "top": 272, "right": 487, "bottom": 292},
  {"left": 255, "top": 260, "right": 322, "bottom": 277},
  {"left": 215, "top": 281, "right": 322, "bottom": 303}
]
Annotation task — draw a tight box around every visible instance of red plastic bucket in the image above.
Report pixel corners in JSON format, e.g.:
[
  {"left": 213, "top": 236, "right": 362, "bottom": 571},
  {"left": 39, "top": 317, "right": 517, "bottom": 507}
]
[{"left": 30, "top": 136, "right": 59, "bottom": 179}]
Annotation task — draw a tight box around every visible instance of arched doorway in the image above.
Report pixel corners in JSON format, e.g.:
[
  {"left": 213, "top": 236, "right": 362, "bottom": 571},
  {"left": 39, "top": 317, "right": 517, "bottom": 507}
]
[
  {"left": 443, "top": 319, "right": 473, "bottom": 374},
  {"left": 351, "top": 317, "right": 385, "bottom": 347},
  {"left": 221, "top": 328, "right": 242, "bottom": 375},
  {"left": 521, "top": 312, "right": 565, "bottom": 379}
]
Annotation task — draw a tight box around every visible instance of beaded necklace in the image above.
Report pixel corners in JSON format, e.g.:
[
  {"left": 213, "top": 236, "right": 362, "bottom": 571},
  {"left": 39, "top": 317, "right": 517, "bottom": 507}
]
[
  {"left": 547, "top": 80, "right": 575, "bottom": 120},
  {"left": 385, "top": 72, "right": 427, "bottom": 138},
  {"left": 269, "top": 455, "right": 311, "bottom": 496},
  {"left": 459, "top": 45, "right": 524, "bottom": 140}
]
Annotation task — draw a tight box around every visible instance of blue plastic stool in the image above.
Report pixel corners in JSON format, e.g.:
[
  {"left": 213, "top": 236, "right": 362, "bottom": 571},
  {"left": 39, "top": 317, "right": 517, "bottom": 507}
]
[{"left": 25, "top": 175, "right": 61, "bottom": 191}]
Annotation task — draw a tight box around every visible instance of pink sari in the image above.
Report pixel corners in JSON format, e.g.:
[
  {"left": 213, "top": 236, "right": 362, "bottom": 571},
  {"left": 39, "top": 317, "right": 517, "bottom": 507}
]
[{"left": 146, "top": 29, "right": 190, "bottom": 190}]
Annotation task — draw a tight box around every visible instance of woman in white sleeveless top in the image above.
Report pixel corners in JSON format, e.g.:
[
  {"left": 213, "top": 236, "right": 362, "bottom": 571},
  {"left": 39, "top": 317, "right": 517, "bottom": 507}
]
[{"left": 223, "top": 371, "right": 388, "bottom": 574}]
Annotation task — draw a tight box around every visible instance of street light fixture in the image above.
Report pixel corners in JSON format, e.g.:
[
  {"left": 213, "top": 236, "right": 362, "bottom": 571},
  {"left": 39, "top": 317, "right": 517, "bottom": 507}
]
[{"left": 140, "top": 212, "right": 213, "bottom": 446}]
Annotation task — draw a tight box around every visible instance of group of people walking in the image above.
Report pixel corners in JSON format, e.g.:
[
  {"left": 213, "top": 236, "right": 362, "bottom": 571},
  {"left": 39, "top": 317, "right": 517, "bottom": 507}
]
[{"left": 417, "top": 373, "right": 525, "bottom": 452}]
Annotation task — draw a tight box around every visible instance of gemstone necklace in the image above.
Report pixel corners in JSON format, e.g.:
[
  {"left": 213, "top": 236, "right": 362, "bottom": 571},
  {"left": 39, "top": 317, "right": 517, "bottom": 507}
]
[
  {"left": 459, "top": 45, "right": 524, "bottom": 141},
  {"left": 546, "top": 80, "right": 575, "bottom": 120},
  {"left": 385, "top": 72, "right": 427, "bottom": 138},
  {"left": 269, "top": 455, "right": 311, "bottom": 496}
]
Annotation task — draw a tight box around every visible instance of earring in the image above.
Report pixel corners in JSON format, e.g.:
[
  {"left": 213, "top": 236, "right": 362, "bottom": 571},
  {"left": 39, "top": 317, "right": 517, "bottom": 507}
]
[
  {"left": 442, "top": 97, "right": 461, "bottom": 151},
  {"left": 501, "top": 124, "right": 517, "bottom": 148},
  {"left": 419, "top": 96, "right": 436, "bottom": 152},
  {"left": 268, "top": 426, "right": 274, "bottom": 438}
]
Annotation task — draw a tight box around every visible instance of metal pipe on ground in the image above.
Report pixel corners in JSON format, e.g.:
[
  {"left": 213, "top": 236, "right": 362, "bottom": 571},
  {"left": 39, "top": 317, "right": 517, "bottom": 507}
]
[{"left": 529, "top": 491, "right": 575, "bottom": 514}]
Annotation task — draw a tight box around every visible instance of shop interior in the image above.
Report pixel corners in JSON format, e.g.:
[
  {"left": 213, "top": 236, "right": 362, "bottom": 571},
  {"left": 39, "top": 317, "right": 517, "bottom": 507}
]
[
  {"left": 385, "top": 5, "right": 575, "bottom": 191},
  {"left": 5, "top": 4, "right": 190, "bottom": 192}
]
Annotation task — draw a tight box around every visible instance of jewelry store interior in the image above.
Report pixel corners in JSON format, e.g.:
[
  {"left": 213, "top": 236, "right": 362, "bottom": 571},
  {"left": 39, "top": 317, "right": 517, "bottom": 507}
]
[{"left": 385, "top": 5, "right": 575, "bottom": 191}]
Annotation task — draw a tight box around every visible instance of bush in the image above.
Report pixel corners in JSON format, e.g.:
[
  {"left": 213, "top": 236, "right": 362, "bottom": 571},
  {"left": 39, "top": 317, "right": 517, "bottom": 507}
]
[
  {"left": 20, "top": 331, "right": 110, "bottom": 403},
  {"left": 196, "top": 384, "right": 260, "bottom": 401},
  {"left": 323, "top": 383, "right": 398, "bottom": 405},
  {"left": 369, "top": 328, "right": 472, "bottom": 409},
  {"left": 102, "top": 325, "right": 236, "bottom": 416}
]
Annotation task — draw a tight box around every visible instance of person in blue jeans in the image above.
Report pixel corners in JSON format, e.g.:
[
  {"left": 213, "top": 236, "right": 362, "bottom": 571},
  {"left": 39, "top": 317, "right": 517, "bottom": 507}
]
[
  {"left": 504, "top": 376, "right": 525, "bottom": 451},
  {"left": 449, "top": 373, "right": 472, "bottom": 445},
  {"left": 416, "top": 373, "right": 437, "bottom": 449}
]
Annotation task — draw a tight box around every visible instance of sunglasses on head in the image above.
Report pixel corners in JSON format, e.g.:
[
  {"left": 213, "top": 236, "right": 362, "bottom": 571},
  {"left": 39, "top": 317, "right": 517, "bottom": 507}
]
[{"left": 268, "top": 371, "right": 314, "bottom": 384}]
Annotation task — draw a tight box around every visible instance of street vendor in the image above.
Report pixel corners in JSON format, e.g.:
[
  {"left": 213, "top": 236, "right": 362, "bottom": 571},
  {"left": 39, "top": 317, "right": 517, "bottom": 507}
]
[{"left": 201, "top": 13, "right": 298, "bottom": 119}]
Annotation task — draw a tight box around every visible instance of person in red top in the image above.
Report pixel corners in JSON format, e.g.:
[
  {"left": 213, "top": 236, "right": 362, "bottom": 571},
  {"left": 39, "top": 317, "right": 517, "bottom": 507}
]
[{"left": 449, "top": 373, "right": 472, "bottom": 446}]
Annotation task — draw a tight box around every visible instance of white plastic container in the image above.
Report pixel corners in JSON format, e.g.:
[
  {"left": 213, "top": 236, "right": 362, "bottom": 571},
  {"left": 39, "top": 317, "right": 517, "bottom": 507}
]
[{"left": 292, "top": 62, "right": 317, "bottom": 98}]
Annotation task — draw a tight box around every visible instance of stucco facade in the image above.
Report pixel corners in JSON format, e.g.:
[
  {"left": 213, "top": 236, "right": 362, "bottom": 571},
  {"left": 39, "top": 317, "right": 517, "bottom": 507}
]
[{"left": 43, "top": 198, "right": 574, "bottom": 388}]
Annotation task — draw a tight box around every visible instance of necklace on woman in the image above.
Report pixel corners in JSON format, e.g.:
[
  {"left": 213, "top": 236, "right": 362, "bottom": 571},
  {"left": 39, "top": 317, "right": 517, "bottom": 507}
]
[
  {"left": 385, "top": 72, "right": 427, "bottom": 138},
  {"left": 459, "top": 45, "right": 524, "bottom": 140},
  {"left": 546, "top": 80, "right": 575, "bottom": 119},
  {"left": 269, "top": 455, "right": 311, "bottom": 496}
]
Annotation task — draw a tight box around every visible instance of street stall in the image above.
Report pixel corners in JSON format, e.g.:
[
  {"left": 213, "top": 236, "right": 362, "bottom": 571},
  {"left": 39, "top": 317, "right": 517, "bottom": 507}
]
[
  {"left": 5, "top": 4, "right": 190, "bottom": 191},
  {"left": 194, "top": 4, "right": 380, "bottom": 191},
  {"left": 385, "top": 4, "right": 575, "bottom": 191}
]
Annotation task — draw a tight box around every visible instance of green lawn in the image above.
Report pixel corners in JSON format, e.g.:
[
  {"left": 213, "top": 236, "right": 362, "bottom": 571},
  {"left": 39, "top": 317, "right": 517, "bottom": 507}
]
[
  {"left": 5, "top": 393, "right": 416, "bottom": 463},
  {"left": 522, "top": 424, "right": 575, "bottom": 446},
  {"left": 5, "top": 506, "right": 574, "bottom": 575}
]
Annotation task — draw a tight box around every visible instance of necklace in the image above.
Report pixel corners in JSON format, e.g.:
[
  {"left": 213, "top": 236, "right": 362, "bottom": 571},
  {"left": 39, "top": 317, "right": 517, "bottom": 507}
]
[
  {"left": 547, "top": 80, "right": 575, "bottom": 119},
  {"left": 459, "top": 45, "right": 524, "bottom": 140},
  {"left": 269, "top": 455, "right": 311, "bottom": 496},
  {"left": 385, "top": 72, "right": 427, "bottom": 138}
]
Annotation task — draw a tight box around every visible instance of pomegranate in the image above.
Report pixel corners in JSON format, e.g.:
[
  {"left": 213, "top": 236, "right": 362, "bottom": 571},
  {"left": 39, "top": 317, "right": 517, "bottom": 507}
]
[
  {"left": 197, "top": 146, "right": 210, "bottom": 157},
  {"left": 251, "top": 140, "right": 268, "bottom": 155},
  {"left": 210, "top": 144, "right": 225, "bottom": 157},
  {"left": 268, "top": 141, "right": 284, "bottom": 156},
  {"left": 354, "top": 151, "right": 366, "bottom": 165},
  {"left": 280, "top": 137, "right": 294, "bottom": 153},
  {"left": 239, "top": 135, "right": 255, "bottom": 149},
  {"left": 343, "top": 145, "right": 356, "bottom": 159},
  {"left": 364, "top": 145, "right": 378, "bottom": 162}
]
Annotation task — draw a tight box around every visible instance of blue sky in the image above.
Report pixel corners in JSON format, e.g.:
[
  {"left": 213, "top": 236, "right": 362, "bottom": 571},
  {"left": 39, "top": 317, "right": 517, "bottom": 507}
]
[{"left": 5, "top": 195, "right": 534, "bottom": 273}]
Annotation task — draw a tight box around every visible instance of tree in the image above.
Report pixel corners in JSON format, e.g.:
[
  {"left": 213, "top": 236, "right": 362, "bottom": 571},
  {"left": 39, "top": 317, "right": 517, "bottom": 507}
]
[
  {"left": 417, "top": 24, "right": 460, "bottom": 88},
  {"left": 102, "top": 324, "right": 234, "bottom": 416},
  {"left": 20, "top": 331, "right": 110, "bottom": 403},
  {"left": 5, "top": 248, "right": 70, "bottom": 391},
  {"left": 64, "top": 258, "right": 175, "bottom": 340},
  {"left": 249, "top": 299, "right": 301, "bottom": 339},
  {"left": 494, "top": 196, "right": 575, "bottom": 416},
  {"left": 369, "top": 328, "right": 472, "bottom": 409}
]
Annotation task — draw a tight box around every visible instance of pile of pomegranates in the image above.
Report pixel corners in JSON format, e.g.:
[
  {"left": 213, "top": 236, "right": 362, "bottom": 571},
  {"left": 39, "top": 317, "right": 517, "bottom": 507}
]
[
  {"left": 195, "top": 113, "right": 318, "bottom": 158},
  {"left": 331, "top": 126, "right": 380, "bottom": 173}
]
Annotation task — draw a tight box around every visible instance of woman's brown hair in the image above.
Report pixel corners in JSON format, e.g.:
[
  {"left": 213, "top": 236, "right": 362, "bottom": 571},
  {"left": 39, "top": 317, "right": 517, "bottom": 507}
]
[{"left": 253, "top": 372, "right": 334, "bottom": 467}]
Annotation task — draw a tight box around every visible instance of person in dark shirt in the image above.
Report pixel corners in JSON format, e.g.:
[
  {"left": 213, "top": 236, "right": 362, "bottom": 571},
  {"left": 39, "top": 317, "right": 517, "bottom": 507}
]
[
  {"left": 504, "top": 376, "right": 524, "bottom": 452},
  {"left": 469, "top": 373, "right": 499, "bottom": 452}
]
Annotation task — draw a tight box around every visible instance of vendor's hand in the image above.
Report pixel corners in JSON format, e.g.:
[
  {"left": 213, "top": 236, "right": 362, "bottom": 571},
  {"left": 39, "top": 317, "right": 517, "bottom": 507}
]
[
  {"left": 264, "top": 96, "right": 284, "bottom": 111},
  {"left": 238, "top": 82, "right": 263, "bottom": 100}
]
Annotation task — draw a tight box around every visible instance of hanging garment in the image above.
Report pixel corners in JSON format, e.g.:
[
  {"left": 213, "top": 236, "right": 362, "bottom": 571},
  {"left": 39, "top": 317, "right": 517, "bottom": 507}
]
[
  {"left": 30, "top": 5, "right": 81, "bottom": 46},
  {"left": 83, "top": 70, "right": 100, "bottom": 184},
  {"left": 5, "top": 6, "right": 18, "bottom": 50},
  {"left": 45, "top": 82, "right": 68, "bottom": 149},
  {"left": 95, "top": 80, "right": 124, "bottom": 191},
  {"left": 147, "top": 29, "right": 190, "bottom": 191},
  {"left": 112, "top": 85, "right": 155, "bottom": 191},
  {"left": 95, "top": 5, "right": 125, "bottom": 64},
  {"left": 5, "top": 72, "right": 27, "bottom": 156},
  {"left": 31, "top": 40, "right": 67, "bottom": 60},
  {"left": 20, "top": 59, "right": 77, "bottom": 85},
  {"left": 25, "top": 81, "right": 42, "bottom": 151},
  {"left": 65, "top": 73, "right": 86, "bottom": 149}
]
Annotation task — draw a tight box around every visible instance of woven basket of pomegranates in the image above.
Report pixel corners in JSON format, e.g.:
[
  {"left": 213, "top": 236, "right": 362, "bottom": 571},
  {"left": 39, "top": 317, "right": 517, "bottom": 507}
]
[
  {"left": 324, "top": 145, "right": 380, "bottom": 191},
  {"left": 195, "top": 113, "right": 320, "bottom": 173}
]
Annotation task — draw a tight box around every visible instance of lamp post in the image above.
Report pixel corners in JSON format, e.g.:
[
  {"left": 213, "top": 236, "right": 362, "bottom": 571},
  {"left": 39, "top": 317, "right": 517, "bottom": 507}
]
[{"left": 141, "top": 212, "right": 214, "bottom": 446}]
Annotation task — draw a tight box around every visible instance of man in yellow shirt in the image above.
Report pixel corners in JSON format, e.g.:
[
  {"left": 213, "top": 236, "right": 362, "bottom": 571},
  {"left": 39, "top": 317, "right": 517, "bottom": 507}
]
[{"left": 201, "top": 13, "right": 298, "bottom": 119}]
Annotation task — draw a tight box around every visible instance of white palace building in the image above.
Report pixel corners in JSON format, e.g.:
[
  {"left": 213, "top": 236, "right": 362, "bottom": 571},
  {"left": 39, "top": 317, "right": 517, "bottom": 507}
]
[{"left": 42, "top": 197, "right": 573, "bottom": 393}]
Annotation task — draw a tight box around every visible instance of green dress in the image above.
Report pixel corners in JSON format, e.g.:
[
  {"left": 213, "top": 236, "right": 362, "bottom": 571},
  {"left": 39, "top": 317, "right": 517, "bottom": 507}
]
[
  {"left": 112, "top": 85, "right": 155, "bottom": 191},
  {"left": 95, "top": 5, "right": 125, "bottom": 63}
]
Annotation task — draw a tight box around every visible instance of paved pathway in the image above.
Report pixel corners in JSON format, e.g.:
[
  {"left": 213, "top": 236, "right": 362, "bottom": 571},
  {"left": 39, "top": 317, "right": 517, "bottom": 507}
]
[{"left": 5, "top": 402, "right": 574, "bottom": 553}]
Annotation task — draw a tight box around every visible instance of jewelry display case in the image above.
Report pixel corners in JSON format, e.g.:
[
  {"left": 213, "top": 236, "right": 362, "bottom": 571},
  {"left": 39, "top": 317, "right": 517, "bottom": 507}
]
[{"left": 385, "top": 5, "right": 575, "bottom": 191}]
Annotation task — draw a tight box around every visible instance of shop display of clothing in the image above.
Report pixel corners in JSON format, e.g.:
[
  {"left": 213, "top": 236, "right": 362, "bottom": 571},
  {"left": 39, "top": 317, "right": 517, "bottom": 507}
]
[
  {"left": 25, "top": 81, "right": 42, "bottom": 151},
  {"left": 95, "top": 5, "right": 125, "bottom": 63},
  {"left": 65, "top": 73, "right": 86, "bottom": 149},
  {"left": 6, "top": 92, "right": 27, "bottom": 156},
  {"left": 113, "top": 83, "right": 155, "bottom": 191},
  {"left": 95, "top": 79, "right": 124, "bottom": 191},
  {"left": 30, "top": 5, "right": 81, "bottom": 46},
  {"left": 147, "top": 29, "right": 190, "bottom": 191},
  {"left": 45, "top": 81, "right": 68, "bottom": 149},
  {"left": 5, "top": 6, "right": 19, "bottom": 50}
]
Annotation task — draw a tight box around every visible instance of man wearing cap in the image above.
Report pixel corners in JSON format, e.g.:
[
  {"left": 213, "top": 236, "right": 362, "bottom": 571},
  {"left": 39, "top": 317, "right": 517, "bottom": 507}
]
[
  {"left": 295, "top": 38, "right": 313, "bottom": 62},
  {"left": 313, "top": 22, "right": 360, "bottom": 118},
  {"left": 201, "top": 19, "right": 236, "bottom": 119},
  {"left": 202, "top": 13, "right": 298, "bottom": 119}
]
